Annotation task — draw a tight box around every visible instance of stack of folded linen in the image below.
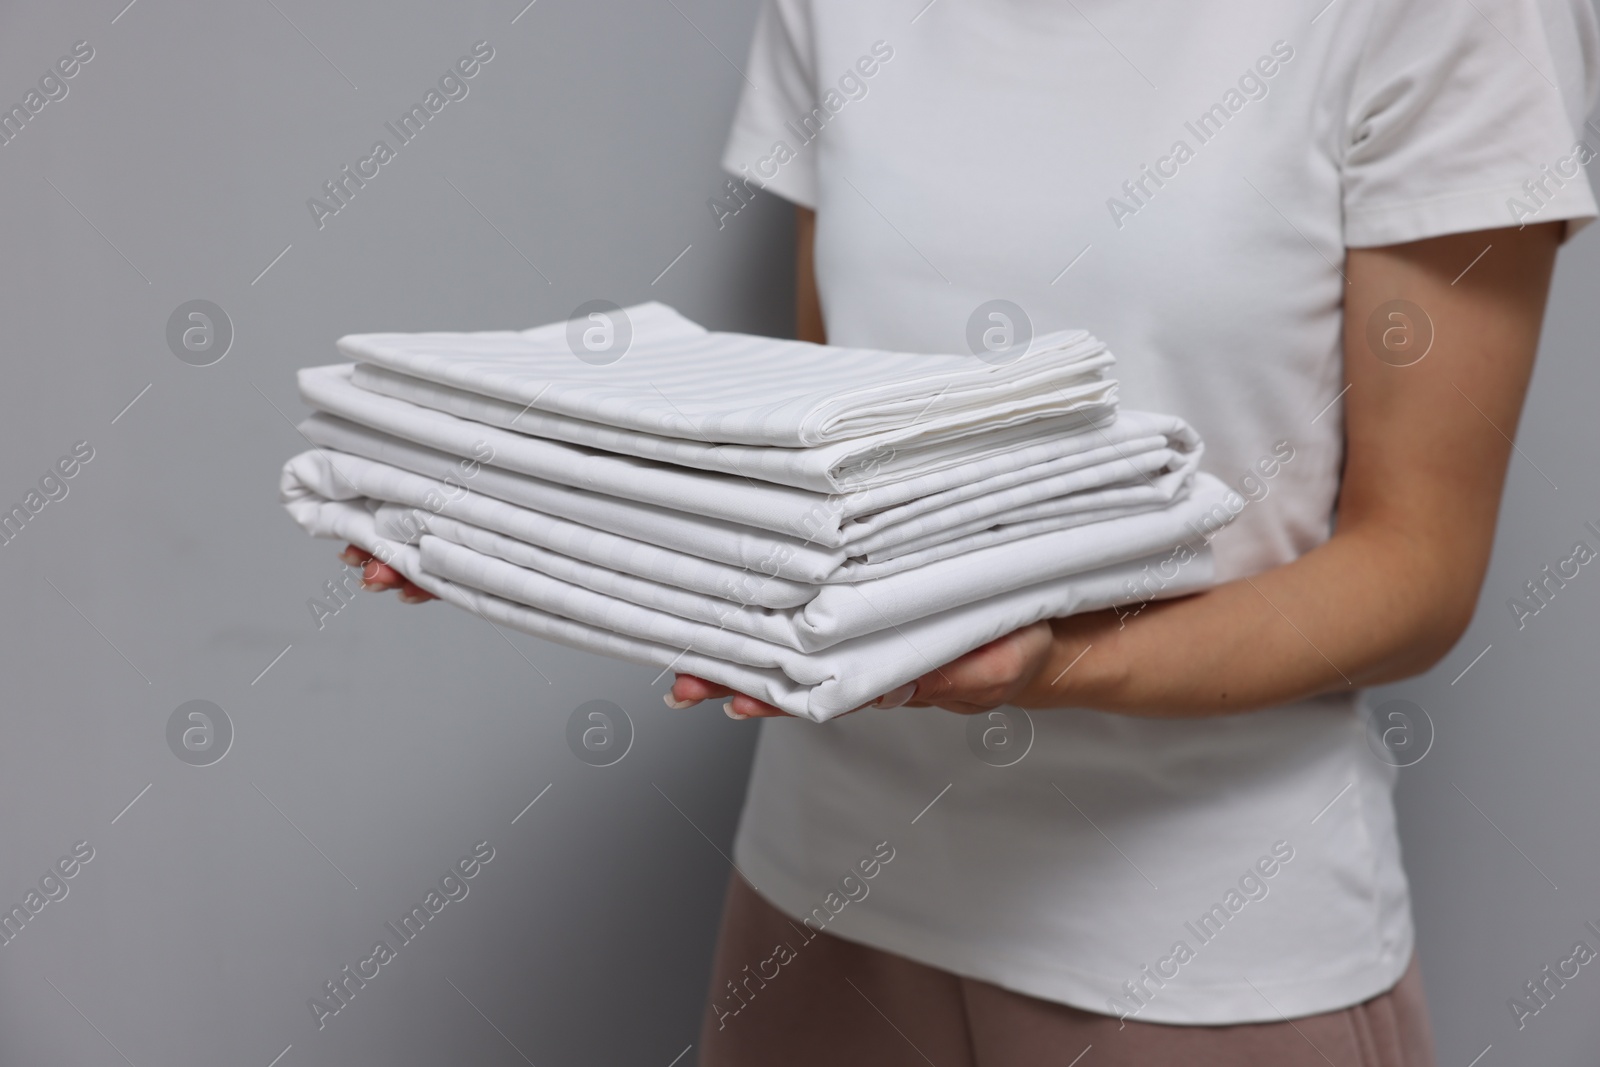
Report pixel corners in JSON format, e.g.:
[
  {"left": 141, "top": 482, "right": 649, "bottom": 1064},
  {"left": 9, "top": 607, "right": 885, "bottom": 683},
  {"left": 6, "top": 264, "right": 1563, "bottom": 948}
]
[{"left": 280, "top": 303, "right": 1232, "bottom": 721}]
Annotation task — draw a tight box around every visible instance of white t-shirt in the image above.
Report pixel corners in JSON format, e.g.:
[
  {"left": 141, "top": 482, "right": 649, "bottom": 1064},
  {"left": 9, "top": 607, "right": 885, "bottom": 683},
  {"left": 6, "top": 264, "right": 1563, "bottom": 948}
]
[{"left": 719, "top": 0, "right": 1599, "bottom": 1025}]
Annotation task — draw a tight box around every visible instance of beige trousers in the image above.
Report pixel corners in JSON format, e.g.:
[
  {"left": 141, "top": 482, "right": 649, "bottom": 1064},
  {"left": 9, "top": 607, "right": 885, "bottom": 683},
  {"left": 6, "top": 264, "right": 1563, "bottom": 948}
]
[{"left": 700, "top": 875, "right": 1436, "bottom": 1067}]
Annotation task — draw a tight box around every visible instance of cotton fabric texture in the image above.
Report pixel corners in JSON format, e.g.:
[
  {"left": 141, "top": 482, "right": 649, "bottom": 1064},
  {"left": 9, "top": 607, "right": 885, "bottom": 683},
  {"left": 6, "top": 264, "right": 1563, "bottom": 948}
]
[
  {"left": 281, "top": 471, "right": 1224, "bottom": 720},
  {"left": 335, "top": 302, "right": 1115, "bottom": 448},
  {"left": 290, "top": 408, "right": 1204, "bottom": 584},
  {"left": 285, "top": 294, "right": 1225, "bottom": 720},
  {"left": 349, "top": 360, "right": 1118, "bottom": 494},
  {"left": 281, "top": 301, "right": 1229, "bottom": 719},
  {"left": 717, "top": 0, "right": 1599, "bottom": 1025},
  {"left": 297, "top": 363, "right": 1175, "bottom": 550}
]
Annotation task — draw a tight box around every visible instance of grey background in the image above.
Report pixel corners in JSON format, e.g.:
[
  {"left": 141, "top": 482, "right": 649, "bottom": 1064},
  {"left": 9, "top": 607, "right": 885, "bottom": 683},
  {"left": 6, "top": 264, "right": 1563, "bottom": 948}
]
[{"left": 0, "top": 1, "right": 1595, "bottom": 1065}]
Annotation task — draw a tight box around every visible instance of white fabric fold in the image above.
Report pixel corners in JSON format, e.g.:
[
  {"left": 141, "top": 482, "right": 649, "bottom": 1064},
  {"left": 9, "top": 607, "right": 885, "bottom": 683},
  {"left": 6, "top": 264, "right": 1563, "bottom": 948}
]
[
  {"left": 282, "top": 304, "right": 1233, "bottom": 722},
  {"left": 283, "top": 497, "right": 1215, "bottom": 721},
  {"left": 335, "top": 302, "right": 1115, "bottom": 447},
  {"left": 403, "top": 473, "right": 1230, "bottom": 652},
  {"left": 298, "top": 364, "right": 1168, "bottom": 545},
  {"left": 284, "top": 440, "right": 1194, "bottom": 585},
  {"left": 349, "top": 362, "right": 1119, "bottom": 493}
]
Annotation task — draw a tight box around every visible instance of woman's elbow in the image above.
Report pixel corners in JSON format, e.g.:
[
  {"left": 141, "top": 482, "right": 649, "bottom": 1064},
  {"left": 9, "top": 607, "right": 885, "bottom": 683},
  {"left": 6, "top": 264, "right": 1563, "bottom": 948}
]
[{"left": 1384, "top": 580, "right": 1482, "bottom": 683}]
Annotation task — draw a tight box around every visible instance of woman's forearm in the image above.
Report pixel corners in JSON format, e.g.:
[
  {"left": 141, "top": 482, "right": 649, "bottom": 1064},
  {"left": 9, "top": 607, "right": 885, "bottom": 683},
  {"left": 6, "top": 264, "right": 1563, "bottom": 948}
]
[
  {"left": 1017, "top": 521, "right": 1478, "bottom": 717},
  {"left": 1010, "top": 224, "right": 1561, "bottom": 719},
  {"left": 697, "top": 217, "right": 1564, "bottom": 725}
]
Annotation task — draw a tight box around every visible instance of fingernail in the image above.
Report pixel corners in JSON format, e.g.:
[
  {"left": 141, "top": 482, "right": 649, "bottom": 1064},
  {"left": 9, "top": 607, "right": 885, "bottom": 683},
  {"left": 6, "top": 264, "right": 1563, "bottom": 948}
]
[
  {"left": 663, "top": 694, "right": 698, "bottom": 709},
  {"left": 723, "top": 702, "right": 748, "bottom": 721},
  {"left": 398, "top": 592, "right": 427, "bottom": 603},
  {"left": 874, "top": 683, "right": 917, "bottom": 709}
]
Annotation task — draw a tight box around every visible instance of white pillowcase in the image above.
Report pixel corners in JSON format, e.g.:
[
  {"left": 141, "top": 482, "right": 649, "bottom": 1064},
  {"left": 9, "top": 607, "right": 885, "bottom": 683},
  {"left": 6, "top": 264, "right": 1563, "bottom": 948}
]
[
  {"left": 349, "top": 362, "right": 1119, "bottom": 494},
  {"left": 334, "top": 302, "right": 1115, "bottom": 447}
]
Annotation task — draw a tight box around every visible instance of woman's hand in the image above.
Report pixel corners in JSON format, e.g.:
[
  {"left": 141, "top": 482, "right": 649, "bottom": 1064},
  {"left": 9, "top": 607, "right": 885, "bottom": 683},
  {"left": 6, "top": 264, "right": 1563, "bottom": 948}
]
[
  {"left": 340, "top": 544, "right": 437, "bottom": 604},
  {"left": 675, "top": 222, "right": 1568, "bottom": 724},
  {"left": 668, "top": 617, "right": 1105, "bottom": 719},
  {"left": 666, "top": 672, "right": 922, "bottom": 720},
  {"left": 898, "top": 621, "right": 1058, "bottom": 714}
]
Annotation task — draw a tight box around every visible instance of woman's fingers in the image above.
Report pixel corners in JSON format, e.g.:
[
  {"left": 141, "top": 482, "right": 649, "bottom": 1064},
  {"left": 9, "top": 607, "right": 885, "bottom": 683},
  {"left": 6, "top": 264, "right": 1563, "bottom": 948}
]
[
  {"left": 726, "top": 692, "right": 790, "bottom": 718},
  {"left": 666, "top": 675, "right": 792, "bottom": 718},
  {"left": 729, "top": 681, "right": 918, "bottom": 719},
  {"left": 873, "top": 682, "right": 918, "bottom": 709},
  {"left": 397, "top": 580, "right": 437, "bottom": 603},
  {"left": 904, "top": 622, "right": 1054, "bottom": 712},
  {"left": 342, "top": 544, "right": 397, "bottom": 587},
  {"left": 666, "top": 673, "right": 733, "bottom": 707},
  {"left": 668, "top": 675, "right": 922, "bottom": 719},
  {"left": 359, "top": 560, "right": 405, "bottom": 590},
  {"left": 340, "top": 545, "right": 437, "bottom": 602}
]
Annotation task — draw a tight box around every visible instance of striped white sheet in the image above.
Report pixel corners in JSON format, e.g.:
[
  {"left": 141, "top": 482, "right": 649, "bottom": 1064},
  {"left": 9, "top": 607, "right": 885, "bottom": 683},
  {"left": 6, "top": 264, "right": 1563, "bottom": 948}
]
[
  {"left": 282, "top": 496, "right": 1218, "bottom": 722},
  {"left": 334, "top": 302, "right": 1114, "bottom": 447},
  {"left": 396, "top": 473, "right": 1229, "bottom": 653},
  {"left": 348, "top": 362, "right": 1119, "bottom": 494},
  {"left": 283, "top": 444, "right": 1194, "bottom": 586},
  {"left": 296, "top": 368, "right": 1199, "bottom": 549}
]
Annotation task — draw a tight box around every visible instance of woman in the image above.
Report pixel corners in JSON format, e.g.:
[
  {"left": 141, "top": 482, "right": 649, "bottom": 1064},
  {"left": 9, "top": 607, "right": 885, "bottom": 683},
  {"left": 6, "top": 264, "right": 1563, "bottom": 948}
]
[{"left": 353, "top": 0, "right": 1598, "bottom": 1062}]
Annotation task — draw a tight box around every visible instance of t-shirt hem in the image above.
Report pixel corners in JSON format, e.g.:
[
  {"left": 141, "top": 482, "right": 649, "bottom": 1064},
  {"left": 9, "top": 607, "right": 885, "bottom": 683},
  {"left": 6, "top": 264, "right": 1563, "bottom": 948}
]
[
  {"left": 737, "top": 849, "right": 1415, "bottom": 1027},
  {"left": 1345, "top": 181, "right": 1597, "bottom": 248}
]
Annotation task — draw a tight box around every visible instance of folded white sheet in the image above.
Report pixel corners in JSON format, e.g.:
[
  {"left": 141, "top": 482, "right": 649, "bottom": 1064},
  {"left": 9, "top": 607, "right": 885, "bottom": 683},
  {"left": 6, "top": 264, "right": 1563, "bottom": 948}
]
[
  {"left": 298, "top": 365, "right": 1169, "bottom": 546},
  {"left": 284, "top": 443, "right": 1192, "bottom": 586},
  {"left": 349, "top": 362, "right": 1119, "bottom": 494},
  {"left": 396, "top": 473, "right": 1230, "bottom": 652},
  {"left": 390, "top": 508, "right": 814, "bottom": 607},
  {"left": 305, "top": 306, "right": 1197, "bottom": 564},
  {"left": 334, "top": 302, "right": 1115, "bottom": 448},
  {"left": 288, "top": 497, "right": 1216, "bottom": 721}
]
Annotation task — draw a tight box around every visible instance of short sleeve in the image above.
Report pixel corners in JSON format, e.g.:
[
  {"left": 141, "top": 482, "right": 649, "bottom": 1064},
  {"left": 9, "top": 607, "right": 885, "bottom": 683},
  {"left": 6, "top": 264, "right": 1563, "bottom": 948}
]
[
  {"left": 1340, "top": 0, "right": 1600, "bottom": 247},
  {"left": 720, "top": 0, "right": 819, "bottom": 208}
]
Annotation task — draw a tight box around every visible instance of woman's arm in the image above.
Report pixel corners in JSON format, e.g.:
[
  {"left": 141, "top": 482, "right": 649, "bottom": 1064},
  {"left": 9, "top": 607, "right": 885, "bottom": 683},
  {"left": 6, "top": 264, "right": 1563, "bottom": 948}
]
[
  {"left": 915, "top": 221, "right": 1565, "bottom": 716},
  {"left": 795, "top": 205, "right": 826, "bottom": 344},
  {"left": 677, "top": 213, "right": 1565, "bottom": 718}
]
